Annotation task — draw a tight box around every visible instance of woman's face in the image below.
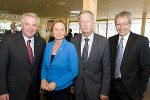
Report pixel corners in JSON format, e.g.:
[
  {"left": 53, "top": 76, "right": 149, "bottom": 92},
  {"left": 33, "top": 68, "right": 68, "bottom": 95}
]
[{"left": 52, "top": 22, "right": 66, "bottom": 40}]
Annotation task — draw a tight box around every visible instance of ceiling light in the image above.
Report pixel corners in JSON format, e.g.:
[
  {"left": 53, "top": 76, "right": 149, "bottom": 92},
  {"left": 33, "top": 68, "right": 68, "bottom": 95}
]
[
  {"left": 58, "top": 2, "right": 71, "bottom": 6},
  {"left": 70, "top": 15, "right": 77, "bottom": 17},
  {"left": 70, "top": 11, "right": 80, "bottom": 14}
]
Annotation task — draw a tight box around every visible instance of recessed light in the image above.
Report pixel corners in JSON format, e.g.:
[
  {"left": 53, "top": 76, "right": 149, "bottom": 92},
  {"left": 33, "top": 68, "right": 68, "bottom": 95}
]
[
  {"left": 70, "top": 11, "right": 80, "bottom": 14},
  {"left": 70, "top": 15, "right": 77, "bottom": 17}
]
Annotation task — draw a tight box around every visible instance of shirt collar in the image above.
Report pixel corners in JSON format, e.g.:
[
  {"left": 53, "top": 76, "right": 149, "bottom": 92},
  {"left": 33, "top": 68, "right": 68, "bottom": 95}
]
[
  {"left": 119, "top": 31, "right": 130, "bottom": 41},
  {"left": 82, "top": 32, "right": 94, "bottom": 42},
  {"left": 23, "top": 34, "right": 34, "bottom": 43}
]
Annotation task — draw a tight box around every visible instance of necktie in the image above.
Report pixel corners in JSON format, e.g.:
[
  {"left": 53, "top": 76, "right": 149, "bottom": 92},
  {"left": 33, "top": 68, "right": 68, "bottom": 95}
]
[
  {"left": 115, "top": 37, "right": 124, "bottom": 79},
  {"left": 82, "top": 38, "right": 89, "bottom": 64},
  {"left": 13, "top": 30, "right": 16, "bottom": 34},
  {"left": 27, "top": 40, "right": 34, "bottom": 64}
]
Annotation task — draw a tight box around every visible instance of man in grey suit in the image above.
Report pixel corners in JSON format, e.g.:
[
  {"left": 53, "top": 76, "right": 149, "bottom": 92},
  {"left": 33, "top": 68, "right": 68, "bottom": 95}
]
[{"left": 71, "top": 11, "right": 111, "bottom": 100}]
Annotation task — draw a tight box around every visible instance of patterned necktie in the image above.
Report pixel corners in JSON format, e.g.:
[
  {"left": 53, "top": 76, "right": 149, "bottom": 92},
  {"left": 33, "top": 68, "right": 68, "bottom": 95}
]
[
  {"left": 82, "top": 38, "right": 89, "bottom": 64},
  {"left": 115, "top": 37, "right": 124, "bottom": 79},
  {"left": 27, "top": 40, "right": 33, "bottom": 64}
]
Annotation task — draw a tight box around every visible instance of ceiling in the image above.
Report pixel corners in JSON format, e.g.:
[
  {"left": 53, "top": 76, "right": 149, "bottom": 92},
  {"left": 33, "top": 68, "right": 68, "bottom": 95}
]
[{"left": 0, "top": 0, "right": 150, "bottom": 19}]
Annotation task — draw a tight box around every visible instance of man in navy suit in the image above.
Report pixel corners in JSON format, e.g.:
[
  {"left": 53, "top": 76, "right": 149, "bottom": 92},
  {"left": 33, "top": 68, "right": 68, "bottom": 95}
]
[
  {"left": 0, "top": 13, "right": 46, "bottom": 100},
  {"left": 109, "top": 11, "right": 150, "bottom": 100}
]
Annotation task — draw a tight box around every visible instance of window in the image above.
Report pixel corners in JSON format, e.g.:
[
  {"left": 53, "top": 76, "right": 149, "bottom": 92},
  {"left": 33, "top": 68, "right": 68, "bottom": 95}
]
[
  {"left": 107, "top": 20, "right": 117, "bottom": 38},
  {"left": 96, "top": 21, "right": 107, "bottom": 37},
  {"left": 145, "top": 19, "right": 150, "bottom": 46},
  {"left": 69, "top": 22, "right": 80, "bottom": 36},
  {"left": 0, "top": 20, "right": 21, "bottom": 34},
  {"left": 130, "top": 19, "right": 142, "bottom": 35}
]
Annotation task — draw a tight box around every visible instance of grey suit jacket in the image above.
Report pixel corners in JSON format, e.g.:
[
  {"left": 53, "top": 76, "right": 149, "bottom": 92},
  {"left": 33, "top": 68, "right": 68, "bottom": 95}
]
[
  {"left": 109, "top": 31, "right": 150, "bottom": 99},
  {"left": 71, "top": 33, "right": 111, "bottom": 100}
]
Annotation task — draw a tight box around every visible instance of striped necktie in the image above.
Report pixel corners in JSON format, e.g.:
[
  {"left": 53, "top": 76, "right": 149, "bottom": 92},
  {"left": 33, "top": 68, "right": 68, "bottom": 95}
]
[
  {"left": 27, "top": 40, "right": 33, "bottom": 64},
  {"left": 115, "top": 37, "right": 124, "bottom": 79}
]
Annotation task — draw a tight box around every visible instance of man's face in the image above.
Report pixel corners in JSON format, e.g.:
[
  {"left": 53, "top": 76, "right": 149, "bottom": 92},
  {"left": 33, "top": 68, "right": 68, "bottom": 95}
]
[
  {"left": 115, "top": 16, "right": 131, "bottom": 37},
  {"left": 21, "top": 16, "right": 38, "bottom": 39},
  {"left": 79, "top": 13, "right": 94, "bottom": 37},
  {"left": 47, "top": 22, "right": 52, "bottom": 31},
  {"left": 10, "top": 23, "right": 16, "bottom": 30}
]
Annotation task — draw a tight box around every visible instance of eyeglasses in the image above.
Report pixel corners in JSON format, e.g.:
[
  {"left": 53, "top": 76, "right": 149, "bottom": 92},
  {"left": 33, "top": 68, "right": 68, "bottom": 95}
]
[{"left": 116, "top": 23, "right": 130, "bottom": 27}]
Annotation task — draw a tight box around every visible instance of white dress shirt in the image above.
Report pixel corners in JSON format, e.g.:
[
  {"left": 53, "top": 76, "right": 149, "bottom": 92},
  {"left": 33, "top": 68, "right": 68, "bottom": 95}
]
[
  {"left": 118, "top": 32, "right": 130, "bottom": 54},
  {"left": 23, "top": 34, "right": 34, "bottom": 57},
  {"left": 81, "top": 33, "right": 94, "bottom": 58}
]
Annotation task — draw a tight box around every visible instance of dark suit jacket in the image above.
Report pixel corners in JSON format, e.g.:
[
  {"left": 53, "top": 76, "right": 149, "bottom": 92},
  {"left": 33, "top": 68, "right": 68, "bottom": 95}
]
[
  {"left": 4, "top": 30, "right": 19, "bottom": 35},
  {"left": 0, "top": 32, "right": 46, "bottom": 100},
  {"left": 71, "top": 33, "right": 111, "bottom": 100},
  {"left": 109, "top": 31, "right": 150, "bottom": 99}
]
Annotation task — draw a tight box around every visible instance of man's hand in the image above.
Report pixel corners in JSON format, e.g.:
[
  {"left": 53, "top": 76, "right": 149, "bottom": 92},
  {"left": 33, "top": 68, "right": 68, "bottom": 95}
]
[
  {"left": 70, "top": 86, "right": 74, "bottom": 94},
  {"left": 100, "top": 94, "right": 108, "bottom": 100},
  {"left": 41, "top": 79, "right": 48, "bottom": 90},
  {"left": 0, "top": 93, "right": 9, "bottom": 100}
]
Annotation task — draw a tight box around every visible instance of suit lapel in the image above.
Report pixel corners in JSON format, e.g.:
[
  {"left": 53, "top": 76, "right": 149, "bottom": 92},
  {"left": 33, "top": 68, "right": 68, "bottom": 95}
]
[
  {"left": 122, "top": 32, "right": 134, "bottom": 63},
  {"left": 16, "top": 32, "right": 31, "bottom": 63},
  {"left": 33, "top": 36, "right": 39, "bottom": 63},
  {"left": 52, "top": 39, "right": 67, "bottom": 62},
  {"left": 74, "top": 35, "right": 82, "bottom": 62},
  {"left": 112, "top": 35, "right": 119, "bottom": 61},
  {"left": 87, "top": 33, "right": 96, "bottom": 62}
]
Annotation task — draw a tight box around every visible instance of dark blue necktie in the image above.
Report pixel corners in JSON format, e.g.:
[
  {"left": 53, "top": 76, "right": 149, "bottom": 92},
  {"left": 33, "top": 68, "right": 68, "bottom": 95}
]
[{"left": 115, "top": 37, "right": 124, "bottom": 79}]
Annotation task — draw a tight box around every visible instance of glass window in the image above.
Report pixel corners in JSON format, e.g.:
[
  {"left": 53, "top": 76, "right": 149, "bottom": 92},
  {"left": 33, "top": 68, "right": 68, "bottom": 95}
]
[
  {"left": 145, "top": 19, "right": 150, "bottom": 46},
  {"left": 96, "top": 21, "right": 107, "bottom": 37},
  {"left": 107, "top": 20, "right": 117, "bottom": 38},
  {"left": 69, "top": 22, "right": 80, "bottom": 36},
  {"left": 130, "top": 19, "right": 142, "bottom": 35},
  {"left": 0, "top": 20, "right": 21, "bottom": 34}
]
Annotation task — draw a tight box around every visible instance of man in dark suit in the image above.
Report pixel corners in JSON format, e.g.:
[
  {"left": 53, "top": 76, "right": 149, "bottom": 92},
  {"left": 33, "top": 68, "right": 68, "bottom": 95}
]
[
  {"left": 0, "top": 13, "right": 46, "bottom": 100},
  {"left": 4, "top": 23, "right": 19, "bottom": 35},
  {"left": 71, "top": 11, "right": 111, "bottom": 100},
  {"left": 109, "top": 11, "right": 150, "bottom": 100},
  {"left": 66, "top": 28, "right": 73, "bottom": 42}
]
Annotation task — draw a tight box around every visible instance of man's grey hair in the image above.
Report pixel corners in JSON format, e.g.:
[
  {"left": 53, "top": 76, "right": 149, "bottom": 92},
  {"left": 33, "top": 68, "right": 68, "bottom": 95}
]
[
  {"left": 21, "top": 13, "right": 40, "bottom": 25},
  {"left": 78, "top": 10, "right": 94, "bottom": 22},
  {"left": 115, "top": 11, "right": 132, "bottom": 24}
]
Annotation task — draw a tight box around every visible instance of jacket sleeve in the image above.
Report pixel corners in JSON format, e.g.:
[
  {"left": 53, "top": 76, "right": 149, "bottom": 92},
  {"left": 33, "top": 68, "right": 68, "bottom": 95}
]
[
  {"left": 138, "top": 37, "right": 150, "bottom": 93},
  {"left": 100, "top": 39, "right": 111, "bottom": 96},
  {"left": 0, "top": 36, "right": 9, "bottom": 95}
]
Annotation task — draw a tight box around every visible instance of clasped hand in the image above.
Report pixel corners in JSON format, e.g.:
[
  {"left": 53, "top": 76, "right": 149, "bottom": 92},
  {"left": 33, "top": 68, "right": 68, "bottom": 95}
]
[{"left": 41, "top": 79, "right": 56, "bottom": 91}]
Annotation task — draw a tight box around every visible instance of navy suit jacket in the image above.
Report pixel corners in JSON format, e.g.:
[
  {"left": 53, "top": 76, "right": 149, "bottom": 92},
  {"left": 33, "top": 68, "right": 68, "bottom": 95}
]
[
  {"left": 109, "top": 31, "right": 150, "bottom": 99},
  {"left": 0, "top": 32, "right": 46, "bottom": 100}
]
